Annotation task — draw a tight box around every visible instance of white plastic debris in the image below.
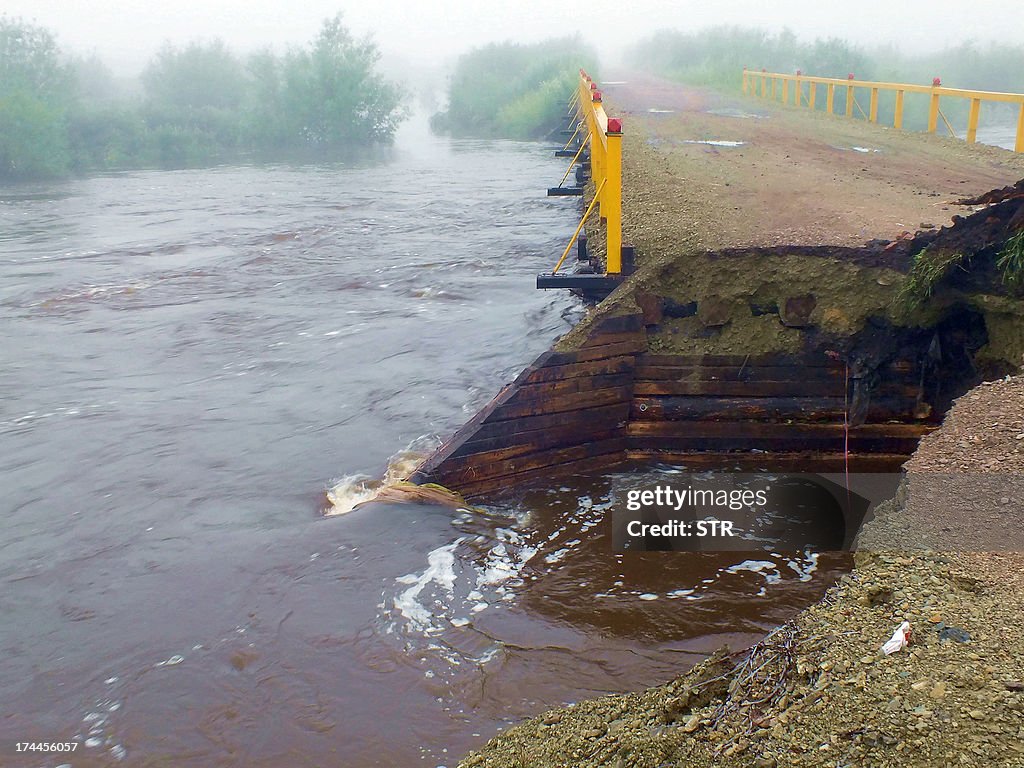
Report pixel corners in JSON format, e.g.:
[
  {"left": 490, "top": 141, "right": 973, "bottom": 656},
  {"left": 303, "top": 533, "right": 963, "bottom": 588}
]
[{"left": 881, "top": 620, "right": 912, "bottom": 655}]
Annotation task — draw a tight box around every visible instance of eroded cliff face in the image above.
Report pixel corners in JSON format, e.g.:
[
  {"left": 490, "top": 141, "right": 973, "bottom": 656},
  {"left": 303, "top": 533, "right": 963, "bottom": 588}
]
[{"left": 562, "top": 179, "right": 1024, "bottom": 395}]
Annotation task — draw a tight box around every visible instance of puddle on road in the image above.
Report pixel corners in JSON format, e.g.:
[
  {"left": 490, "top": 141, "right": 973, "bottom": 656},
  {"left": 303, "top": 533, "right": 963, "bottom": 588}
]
[
  {"left": 706, "top": 107, "right": 769, "bottom": 120},
  {"left": 683, "top": 139, "right": 747, "bottom": 147}
]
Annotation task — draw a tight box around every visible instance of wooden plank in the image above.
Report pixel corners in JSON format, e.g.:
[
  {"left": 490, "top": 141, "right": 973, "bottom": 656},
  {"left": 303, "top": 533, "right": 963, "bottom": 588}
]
[
  {"left": 627, "top": 421, "right": 935, "bottom": 438},
  {"left": 627, "top": 433, "right": 925, "bottom": 454},
  {"left": 444, "top": 426, "right": 623, "bottom": 465},
  {"left": 579, "top": 330, "right": 647, "bottom": 348},
  {"left": 623, "top": 450, "right": 910, "bottom": 472},
  {"left": 636, "top": 352, "right": 837, "bottom": 368},
  {"left": 630, "top": 395, "right": 930, "bottom": 423},
  {"left": 507, "top": 372, "right": 633, "bottom": 402},
  {"left": 546, "top": 339, "right": 647, "bottom": 365},
  {"left": 589, "top": 313, "right": 644, "bottom": 334},
  {"left": 457, "top": 452, "right": 626, "bottom": 500},
  {"left": 633, "top": 380, "right": 837, "bottom": 397},
  {"left": 483, "top": 385, "right": 632, "bottom": 421},
  {"left": 634, "top": 364, "right": 847, "bottom": 383},
  {"left": 463, "top": 402, "right": 630, "bottom": 443},
  {"left": 633, "top": 368, "right": 918, "bottom": 386},
  {"left": 632, "top": 380, "right": 921, "bottom": 398},
  {"left": 431, "top": 437, "right": 628, "bottom": 487},
  {"left": 523, "top": 356, "right": 634, "bottom": 384}
]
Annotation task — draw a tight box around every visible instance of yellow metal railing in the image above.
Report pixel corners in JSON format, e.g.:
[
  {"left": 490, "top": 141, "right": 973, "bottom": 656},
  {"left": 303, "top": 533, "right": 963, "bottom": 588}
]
[
  {"left": 554, "top": 70, "right": 624, "bottom": 275},
  {"left": 742, "top": 68, "right": 1024, "bottom": 153}
]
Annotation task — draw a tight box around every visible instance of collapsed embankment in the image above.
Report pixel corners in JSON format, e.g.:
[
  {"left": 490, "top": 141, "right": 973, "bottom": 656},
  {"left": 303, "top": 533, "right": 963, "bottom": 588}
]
[
  {"left": 457, "top": 375, "right": 1024, "bottom": 768},
  {"left": 413, "top": 182, "right": 1024, "bottom": 498},
  {"left": 438, "top": 184, "right": 1024, "bottom": 766}
]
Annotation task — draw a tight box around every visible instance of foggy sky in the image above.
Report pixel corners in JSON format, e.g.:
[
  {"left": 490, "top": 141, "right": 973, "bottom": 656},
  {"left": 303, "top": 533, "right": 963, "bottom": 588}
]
[{"left": 4, "top": 0, "right": 1023, "bottom": 74}]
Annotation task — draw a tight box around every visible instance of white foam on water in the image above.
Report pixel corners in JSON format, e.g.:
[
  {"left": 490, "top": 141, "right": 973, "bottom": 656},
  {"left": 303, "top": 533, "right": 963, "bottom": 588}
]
[
  {"left": 850, "top": 146, "right": 881, "bottom": 153},
  {"left": 786, "top": 551, "right": 820, "bottom": 582},
  {"left": 725, "top": 560, "right": 781, "bottom": 584},
  {"left": 393, "top": 540, "right": 461, "bottom": 632},
  {"left": 647, "top": 108, "right": 675, "bottom": 114}
]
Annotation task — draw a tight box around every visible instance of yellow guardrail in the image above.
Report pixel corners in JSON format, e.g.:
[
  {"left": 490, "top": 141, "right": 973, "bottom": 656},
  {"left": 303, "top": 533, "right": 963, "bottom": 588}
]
[
  {"left": 742, "top": 68, "right": 1024, "bottom": 153},
  {"left": 554, "top": 69, "right": 624, "bottom": 275}
]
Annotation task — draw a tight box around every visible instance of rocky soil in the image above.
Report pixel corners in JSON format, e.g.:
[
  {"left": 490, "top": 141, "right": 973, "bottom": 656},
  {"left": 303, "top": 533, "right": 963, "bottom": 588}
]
[{"left": 457, "top": 375, "right": 1024, "bottom": 768}]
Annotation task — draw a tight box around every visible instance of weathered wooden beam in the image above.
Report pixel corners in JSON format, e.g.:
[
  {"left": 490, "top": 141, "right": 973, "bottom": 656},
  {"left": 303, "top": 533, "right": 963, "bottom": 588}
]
[
  {"left": 623, "top": 450, "right": 910, "bottom": 472},
  {"left": 631, "top": 395, "right": 932, "bottom": 423}
]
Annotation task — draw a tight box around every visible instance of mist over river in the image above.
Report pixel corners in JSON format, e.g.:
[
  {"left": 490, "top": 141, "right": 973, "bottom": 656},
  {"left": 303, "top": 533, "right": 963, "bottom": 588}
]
[{"left": 0, "top": 114, "right": 847, "bottom": 767}]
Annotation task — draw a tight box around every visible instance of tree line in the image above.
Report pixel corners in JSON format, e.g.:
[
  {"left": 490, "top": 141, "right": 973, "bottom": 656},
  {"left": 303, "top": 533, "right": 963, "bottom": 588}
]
[
  {"left": 430, "top": 37, "right": 597, "bottom": 140},
  {"left": 0, "top": 14, "right": 406, "bottom": 181}
]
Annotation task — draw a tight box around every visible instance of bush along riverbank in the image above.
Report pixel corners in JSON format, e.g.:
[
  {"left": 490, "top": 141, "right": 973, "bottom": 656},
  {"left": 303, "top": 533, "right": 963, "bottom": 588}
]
[
  {"left": 458, "top": 377, "right": 1024, "bottom": 768},
  {"left": 0, "top": 14, "right": 406, "bottom": 181},
  {"left": 430, "top": 37, "right": 597, "bottom": 140}
]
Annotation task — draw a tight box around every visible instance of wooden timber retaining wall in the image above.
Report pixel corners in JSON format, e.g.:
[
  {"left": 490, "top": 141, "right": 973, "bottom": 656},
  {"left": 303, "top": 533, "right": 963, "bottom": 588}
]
[{"left": 409, "top": 313, "right": 939, "bottom": 499}]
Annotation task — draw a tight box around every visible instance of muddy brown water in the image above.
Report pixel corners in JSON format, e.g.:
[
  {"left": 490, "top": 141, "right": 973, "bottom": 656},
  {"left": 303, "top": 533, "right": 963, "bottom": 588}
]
[{"left": 1, "top": 116, "right": 848, "bottom": 768}]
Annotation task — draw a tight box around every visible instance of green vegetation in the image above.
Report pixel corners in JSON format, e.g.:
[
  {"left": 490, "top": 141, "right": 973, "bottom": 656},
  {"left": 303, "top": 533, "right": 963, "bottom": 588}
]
[
  {"left": 893, "top": 247, "right": 968, "bottom": 312},
  {"left": 627, "top": 26, "right": 1024, "bottom": 133},
  {"left": 0, "top": 14, "right": 406, "bottom": 181},
  {"left": 997, "top": 230, "right": 1024, "bottom": 290},
  {"left": 431, "top": 37, "right": 598, "bottom": 139}
]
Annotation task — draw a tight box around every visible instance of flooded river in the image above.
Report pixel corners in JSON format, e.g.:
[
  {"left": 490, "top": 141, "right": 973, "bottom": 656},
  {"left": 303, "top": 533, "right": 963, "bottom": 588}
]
[{"left": 0, "top": 116, "right": 847, "bottom": 767}]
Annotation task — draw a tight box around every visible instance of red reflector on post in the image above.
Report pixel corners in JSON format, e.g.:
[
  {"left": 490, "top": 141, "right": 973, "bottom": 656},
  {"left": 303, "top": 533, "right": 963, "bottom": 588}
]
[
  {"left": 593, "top": 90, "right": 602, "bottom": 102},
  {"left": 848, "top": 73, "right": 855, "bottom": 80},
  {"left": 607, "top": 117, "right": 622, "bottom": 134},
  {"left": 932, "top": 77, "right": 942, "bottom": 86}
]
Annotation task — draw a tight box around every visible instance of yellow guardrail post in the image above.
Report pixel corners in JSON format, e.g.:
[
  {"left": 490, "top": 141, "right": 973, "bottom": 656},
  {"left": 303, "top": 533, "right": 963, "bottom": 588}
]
[
  {"left": 846, "top": 75, "right": 855, "bottom": 118},
  {"left": 826, "top": 83, "right": 835, "bottom": 114},
  {"left": 605, "top": 118, "right": 623, "bottom": 275},
  {"left": 794, "top": 71, "right": 801, "bottom": 107},
  {"left": 808, "top": 81, "right": 817, "bottom": 110},
  {"left": 550, "top": 70, "right": 626, "bottom": 278},
  {"left": 869, "top": 87, "right": 879, "bottom": 123},
  {"left": 966, "top": 98, "right": 981, "bottom": 144},
  {"left": 894, "top": 89, "right": 905, "bottom": 129},
  {"left": 1017, "top": 104, "right": 1024, "bottom": 153}
]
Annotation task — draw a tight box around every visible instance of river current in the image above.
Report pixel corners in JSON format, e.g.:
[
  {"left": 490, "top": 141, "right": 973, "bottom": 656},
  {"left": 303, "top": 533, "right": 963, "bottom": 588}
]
[{"left": 0, "top": 116, "right": 846, "bottom": 767}]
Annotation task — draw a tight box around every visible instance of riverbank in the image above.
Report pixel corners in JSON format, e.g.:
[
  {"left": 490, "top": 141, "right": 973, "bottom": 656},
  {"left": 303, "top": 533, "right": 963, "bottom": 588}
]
[
  {"left": 458, "top": 375, "right": 1024, "bottom": 768},
  {"left": 453, "top": 79, "right": 1024, "bottom": 768}
]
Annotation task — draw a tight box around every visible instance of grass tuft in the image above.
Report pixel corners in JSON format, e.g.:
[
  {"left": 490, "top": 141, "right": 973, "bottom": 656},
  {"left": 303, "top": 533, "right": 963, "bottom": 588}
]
[
  {"left": 893, "top": 247, "right": 968, "bottom": 313},
  {"left": 996, "top": 230, "right": 1024, "bottom": 290}
]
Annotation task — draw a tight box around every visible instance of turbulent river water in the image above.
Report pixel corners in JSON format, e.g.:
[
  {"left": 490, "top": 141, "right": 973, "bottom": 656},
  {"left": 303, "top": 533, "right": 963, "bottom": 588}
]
[{"left": 1, "top": 116, "right": 848, "bottom": 768}]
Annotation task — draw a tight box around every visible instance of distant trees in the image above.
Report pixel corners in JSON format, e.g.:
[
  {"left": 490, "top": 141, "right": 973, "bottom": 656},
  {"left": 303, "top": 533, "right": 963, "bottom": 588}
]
[
  {"left": 0, "top": 17, "right": 74, "bottom": 178},
  {"left": 625, "top": 26, "right": 874, "bottom": 90},
  {"left": 0, "top": 13, "right": 407, "bottom": 181},
  {"left": 432, "top": 37, "right": 598, "bottom": 139}
]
